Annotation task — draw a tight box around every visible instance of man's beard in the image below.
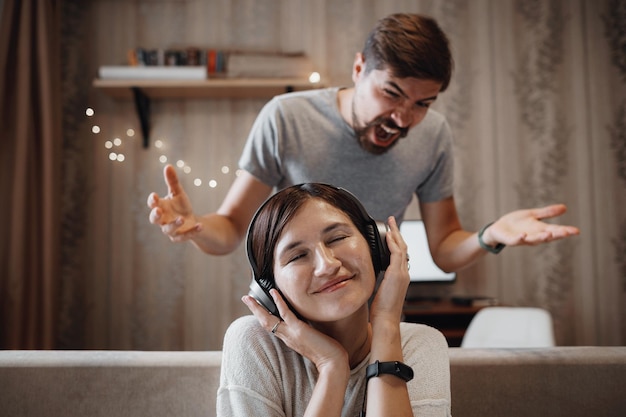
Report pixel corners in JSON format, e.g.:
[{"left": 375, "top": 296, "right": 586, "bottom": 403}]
[{"left": 351, "top": 106, "right": 408, "bottom": 155}]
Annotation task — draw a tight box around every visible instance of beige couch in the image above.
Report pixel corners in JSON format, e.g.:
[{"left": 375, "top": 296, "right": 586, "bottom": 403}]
[{"left": 1, "top": 347, "right": 625, "bottom": 416}]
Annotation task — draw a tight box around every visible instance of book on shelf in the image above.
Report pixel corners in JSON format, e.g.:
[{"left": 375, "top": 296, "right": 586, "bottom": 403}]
[
  {"left": 126, "top": 47, "right": 228, "bottom": 74},
  {"left": 98, "top": 66, "right": 207, "bottom": 80},
  {"left": 100, "top": 48, "right": 314, "bottom": 81}
]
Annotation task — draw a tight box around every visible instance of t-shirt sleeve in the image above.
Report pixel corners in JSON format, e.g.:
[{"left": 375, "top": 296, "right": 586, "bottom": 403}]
[
  {"left": 402, "top": 323, "right": 452, "bottom": 416},
  {"left": 238, "top": 98, "right": 284, "bottom": 187},
  {"left": 414, "top": 115, "right": 455, "bottom": 203},
  {"left": 217, "top": 316, "right": 287, "bottom": 417}
]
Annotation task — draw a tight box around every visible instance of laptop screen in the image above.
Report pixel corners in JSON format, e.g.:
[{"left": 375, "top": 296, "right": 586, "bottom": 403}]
[{"left": 400, "top": 219, "right": 457, "bottom": 283}]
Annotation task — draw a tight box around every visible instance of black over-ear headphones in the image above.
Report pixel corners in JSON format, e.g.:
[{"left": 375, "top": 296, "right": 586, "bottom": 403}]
[{"left": 247, "top": 184, "right": 390, "bottom": 318}]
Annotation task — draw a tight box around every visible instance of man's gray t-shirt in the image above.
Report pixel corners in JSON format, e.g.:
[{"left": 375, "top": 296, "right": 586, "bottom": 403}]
[{"left": 239, "top": 87, "right": 454, "bottom": 222}]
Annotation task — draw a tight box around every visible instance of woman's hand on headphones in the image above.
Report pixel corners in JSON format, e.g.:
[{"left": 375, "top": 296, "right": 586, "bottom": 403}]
[
  {"left": 242, "top": 289, "right": 350, "bottom": 378},
  {"left": 369, "top": 216, "right": 411, "bottom": 327}
]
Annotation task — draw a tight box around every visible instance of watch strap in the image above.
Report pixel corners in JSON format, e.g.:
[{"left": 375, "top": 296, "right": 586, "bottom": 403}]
[
  {"left": 478, "top": 221, "right": 506, "bottom": 254},
  {"left": 366, "top": 360, "right": 414, "bottom": 382}
]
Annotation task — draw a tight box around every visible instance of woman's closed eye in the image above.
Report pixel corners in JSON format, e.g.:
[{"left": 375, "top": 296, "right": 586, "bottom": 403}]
[
  {"left": 283, "top": 235, "right": 349, "bottom": 265},
  {"left": 286, "top": 251, "right": 307, "bottom": 264},
  {"left": 327, "top": 234, "right": 349, "bottom": 245}
]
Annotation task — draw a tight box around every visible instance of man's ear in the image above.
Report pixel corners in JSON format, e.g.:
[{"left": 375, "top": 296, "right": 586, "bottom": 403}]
[{"left": 352, "top": 52, "right": 366, "bottom": 83}]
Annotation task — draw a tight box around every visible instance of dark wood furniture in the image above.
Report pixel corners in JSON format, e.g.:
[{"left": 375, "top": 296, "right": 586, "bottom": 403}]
[{"left": 403, "top": 299, "right": 488, "bottom": 347}]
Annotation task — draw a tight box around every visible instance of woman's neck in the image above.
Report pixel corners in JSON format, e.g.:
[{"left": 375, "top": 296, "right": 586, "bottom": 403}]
[
  {"left": 311, "top": 307, "right": 372, "bottom": 369},
  {"left": 349, "top": 323, "right": 372, "bottom": 368}
]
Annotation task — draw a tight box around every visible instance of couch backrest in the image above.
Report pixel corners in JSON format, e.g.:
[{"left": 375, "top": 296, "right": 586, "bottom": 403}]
[
  {"left": 1, "top": 347, "right": 625, "bottom": 417},
  {"left": 0, "top": 350, "right": 222, "bottom": 417},
  {"left": 449, "top": 347, "right": 626, "bottom": 417}
]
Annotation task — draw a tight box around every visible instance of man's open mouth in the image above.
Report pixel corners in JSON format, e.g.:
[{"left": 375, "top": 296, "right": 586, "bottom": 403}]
[{"left": 374, "top": 123, "right": 400, "bottom": 143}]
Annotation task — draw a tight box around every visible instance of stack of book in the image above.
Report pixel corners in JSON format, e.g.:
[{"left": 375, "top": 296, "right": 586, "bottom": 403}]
[
  {"left": 99, "top": 47, "right": 219, "bottom": 80},
  {"left": 98, "top": 47, "right": 314, "bottom": 81},
  {"left": 97, "top": 66, "right": 207, "bottom": 80}
]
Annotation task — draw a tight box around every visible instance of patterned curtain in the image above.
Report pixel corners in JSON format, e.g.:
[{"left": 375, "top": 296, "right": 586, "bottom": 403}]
[{"left": 0, "top": 0, "right": 63, "bottom": 349}]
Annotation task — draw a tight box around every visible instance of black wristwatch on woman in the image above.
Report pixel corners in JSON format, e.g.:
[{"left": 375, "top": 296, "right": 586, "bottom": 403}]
[
  {"left": 366, "top": 360, "right": 414, "bottom": 382},
  {"left": 360, "top": 360, "right": 415, "bottom": 417}
]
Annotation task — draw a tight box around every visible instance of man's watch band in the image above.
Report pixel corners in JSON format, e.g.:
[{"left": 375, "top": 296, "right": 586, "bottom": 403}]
[
  {"left": 366, "top": 360, "right": 414, "bottom": 382},
  {"left": 478, "top": 221, "right": 506, "bottom": 254}
]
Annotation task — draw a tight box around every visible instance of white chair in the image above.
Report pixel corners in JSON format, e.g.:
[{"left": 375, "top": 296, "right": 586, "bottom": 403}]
[{"left": 461, "top": 306, "right": 555, "bottom": 348}]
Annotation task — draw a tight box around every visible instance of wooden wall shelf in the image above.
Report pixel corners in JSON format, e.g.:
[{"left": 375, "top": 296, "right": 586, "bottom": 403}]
[
  {"left": 92, "top": 78, "right": 321, "bottom": 99},
  {"left": 92, "top": 77, "right": 323, "bottom": 147}
]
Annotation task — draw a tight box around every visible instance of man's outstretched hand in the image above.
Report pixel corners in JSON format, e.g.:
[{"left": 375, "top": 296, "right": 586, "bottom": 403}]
[
  {"left": 147, "top": 164, "right": 202, "bottom": 242},
  {"left": 481, "top": 204, "right": 580, "bottom": 248}
]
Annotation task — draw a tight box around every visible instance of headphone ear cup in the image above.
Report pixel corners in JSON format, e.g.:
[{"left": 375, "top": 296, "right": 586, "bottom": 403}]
[
  {"left": 246, "top": 208, "right": 281, "bottom": 317},
  {"left": 375, "top": 221, "right": 391, "bottom": 271},
  {"left": 365, "top": 224, "right": 380, "bottom": 274},
  {"left": 248, "top": 278, "right": 308, "bottom": 321},
  {"left": 248, "top": 280, "right": 280, "bottom": 317},
  {"left": 367, "top": 221, "right": 391, "bottom": 303},
  {"left": 363, "top": 221, "right": 390, "bottom": 275}
]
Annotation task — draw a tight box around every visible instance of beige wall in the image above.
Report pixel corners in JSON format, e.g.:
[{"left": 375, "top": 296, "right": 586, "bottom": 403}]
[{"left": 58, "top": 0, "right": 625, "bottom": 350}]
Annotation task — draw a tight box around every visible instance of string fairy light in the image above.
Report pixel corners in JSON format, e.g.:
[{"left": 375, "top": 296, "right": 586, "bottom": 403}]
[
  {"left": 308, "top": 71, "right": 321, "bottom": 83},
  {"left": 87, "top": 106, "right": 236, "bottom": 189},
  {"left": 88, "top": 73, "right": 321, "bottom": 188}
]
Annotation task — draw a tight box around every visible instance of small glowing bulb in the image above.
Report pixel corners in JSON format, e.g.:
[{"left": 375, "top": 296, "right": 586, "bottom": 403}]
[
  {"left": 308, "top": 72, "right": 321, "bottom": 83},
  {"left": 159, "top": 155, "right": 168, "bottom": 163},
  {"left": 117, "top": 154, "right": 125, "bottom": 162},
  {"left": 86, "top": 108, "right": 95, "bottom": 116},
  {"left": 126, "top": 128, "right": 135, "bottom": 137},
  {"left": 154, "top": 140, "right": 163, "bottom": 148},
  {"left": 176, "top": 160, "right": 185, "bottom": 168},
  {"left": 92, "top": 125, "right": 101, "bottom": 134},
  {"left": 209, "top": 180, "right": 217, "bottom": 188},
  {"left": 235, "top": 169, "right": 244, "bottom": 177},
  {"left": 193, "top": 178, "right": 202, "bottom": 186},
  {"left": 104, "top": 141, "right": 113, "bottom": 149},
  {"left": 183, "top": 166, "right": 191, "bottom": 174},
  {"left": 113, "top": 137, "right": 122, "bottom": 146},
  {"left": 109, "top": 152, "right": 117, "bottom": 161},
  {"left": 221, "top": 166, "right": 230, "bottom": 174}
]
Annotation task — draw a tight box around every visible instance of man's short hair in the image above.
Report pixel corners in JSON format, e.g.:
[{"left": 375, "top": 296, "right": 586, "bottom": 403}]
[{"left": 362, "top": 13, "right": 454, "bottom": 91}]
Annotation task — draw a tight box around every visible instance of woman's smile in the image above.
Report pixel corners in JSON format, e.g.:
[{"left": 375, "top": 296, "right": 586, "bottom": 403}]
[{"left": 313, "top": 275, "right": 355, "bottom": 294}]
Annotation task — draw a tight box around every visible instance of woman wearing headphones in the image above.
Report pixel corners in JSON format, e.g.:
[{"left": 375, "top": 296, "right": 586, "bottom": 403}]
[{"left": 217, "top": 183, "right": 451, "bottom": 417}]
